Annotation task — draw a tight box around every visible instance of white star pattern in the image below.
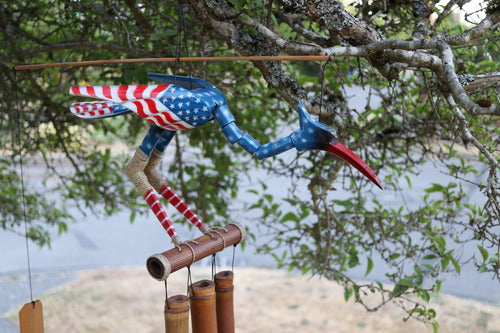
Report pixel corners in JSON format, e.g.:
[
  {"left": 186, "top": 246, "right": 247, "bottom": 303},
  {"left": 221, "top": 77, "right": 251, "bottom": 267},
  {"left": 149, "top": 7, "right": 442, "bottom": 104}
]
[{"left": 155, "top": 85, "right": 220, "bottom": 127}]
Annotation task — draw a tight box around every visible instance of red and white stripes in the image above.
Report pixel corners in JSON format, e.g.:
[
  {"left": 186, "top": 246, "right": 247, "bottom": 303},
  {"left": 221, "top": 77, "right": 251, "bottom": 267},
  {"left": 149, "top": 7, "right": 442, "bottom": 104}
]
[
  {"left": 70, "top": 101, "right": 115, "bottom": 118},
  {"left": 69, "top": 84, "right": 169, "bottom": 102},
  {"left": 160, "top": 184, "right": 206, "bottom": 230},
  {"left": 122, "top": 99, "right": 193, "bottom": 130},
  {"left": 69, "top": 84, "right": 194, "bottom": 130},
  {"left": 144, "top": 189, "right": 177, "bottom": 238}
]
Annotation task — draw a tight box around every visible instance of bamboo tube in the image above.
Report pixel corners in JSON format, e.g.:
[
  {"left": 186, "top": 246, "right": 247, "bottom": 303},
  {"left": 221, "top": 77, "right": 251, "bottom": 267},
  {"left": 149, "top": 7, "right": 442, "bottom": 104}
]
[
  {"left": 164, "top": 295, "right": 190, "bottom": 333},
  {"left": 189, "top": 280, "right": 218, "bottom": 333},
  {"left": 147, "top": 223, "right": 246, "bottom": 281},
  {"left": 19, "top": 300, "right": 44, "bottom": 333},
  {"left": 215, "top": 271, "right": 235, "bottom": 333}
]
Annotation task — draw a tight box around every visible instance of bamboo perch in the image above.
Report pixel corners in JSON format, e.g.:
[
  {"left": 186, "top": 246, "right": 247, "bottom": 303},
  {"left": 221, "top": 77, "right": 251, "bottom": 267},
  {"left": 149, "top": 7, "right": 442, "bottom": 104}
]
[
  {"left": 147, "top": 223, "right": 246, "bottom": 281},
  {"left": 190, "top": 280, "right": 218, "bottom": 333},
  {"left": 12, "top": 55, "right": 334, "bottom": 70},
  {"left": 164, "top": 295, "right": 190, "bottom": 333},
  {"left": 215, "top": 271, "right": 235, "bottom": 333}
]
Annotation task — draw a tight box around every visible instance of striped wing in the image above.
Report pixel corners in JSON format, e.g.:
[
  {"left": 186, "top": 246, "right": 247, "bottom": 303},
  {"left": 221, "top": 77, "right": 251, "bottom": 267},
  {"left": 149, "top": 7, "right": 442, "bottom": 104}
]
[
  {"left": 69, "top": 84, "right": 170, "bottom": 102},
  {"left": 69, "top": 84, "right": 194, "bottom": 130},
  {"left": 70, "top": 101, "right": 131, "bottom": 119},
  {"left": 121, "top": 98, "right": 195, "bottom": 130}
]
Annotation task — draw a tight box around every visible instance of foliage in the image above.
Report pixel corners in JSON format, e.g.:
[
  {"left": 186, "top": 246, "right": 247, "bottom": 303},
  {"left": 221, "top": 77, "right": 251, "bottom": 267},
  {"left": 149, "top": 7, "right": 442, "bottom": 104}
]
[{"left": 0, "top": 0, "right": 498, "bottom": 328}]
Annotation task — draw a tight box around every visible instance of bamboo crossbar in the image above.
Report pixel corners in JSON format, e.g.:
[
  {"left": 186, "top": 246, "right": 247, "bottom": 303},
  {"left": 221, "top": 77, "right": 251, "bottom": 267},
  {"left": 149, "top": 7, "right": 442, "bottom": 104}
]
[
  {"left": 13, "top": 55, "right": 334, "bottom": 70},
  {"left": 147, "top": 223, "right": 246, "bottom": 281}
]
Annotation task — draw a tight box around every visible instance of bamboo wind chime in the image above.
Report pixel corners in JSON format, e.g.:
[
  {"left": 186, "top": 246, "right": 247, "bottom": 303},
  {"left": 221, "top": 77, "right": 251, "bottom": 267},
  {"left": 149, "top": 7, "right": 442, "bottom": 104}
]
[{"left": 147, "top": 222, "right": 245, "bottom": 333}]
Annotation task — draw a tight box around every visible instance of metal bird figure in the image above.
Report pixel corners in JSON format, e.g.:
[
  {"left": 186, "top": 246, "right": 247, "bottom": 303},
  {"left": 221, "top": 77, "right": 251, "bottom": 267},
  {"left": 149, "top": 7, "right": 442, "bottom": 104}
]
[{"left": 69, "top": 74, "right": 382, "bottom": 246}]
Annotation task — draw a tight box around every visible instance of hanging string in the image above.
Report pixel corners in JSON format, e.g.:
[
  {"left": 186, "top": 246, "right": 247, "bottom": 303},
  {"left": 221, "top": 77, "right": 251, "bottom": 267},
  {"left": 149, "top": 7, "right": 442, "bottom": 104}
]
[
  {"left": 319, "top": 58, "right": 331, "bottom": 120},
  {"left": 211, "top": 253, "right": 217, "bottom": 280},
  {"left": 231, "top": 244, "right": 236, "bottom": 272},
  {"left": 174, "top": 0, "right": 192, "bottom": 87},
  {"left": 186, "top": 265, "right": 193, "bottom": 295},
  {"left": 174, "top": 0, "right": 182, "bottom": 79},
  {"left": 13, "top": 70, "right": 34, "bottom": 304},
  {"left": 164, "top": 280, "right": 169, "bottom": 306}
]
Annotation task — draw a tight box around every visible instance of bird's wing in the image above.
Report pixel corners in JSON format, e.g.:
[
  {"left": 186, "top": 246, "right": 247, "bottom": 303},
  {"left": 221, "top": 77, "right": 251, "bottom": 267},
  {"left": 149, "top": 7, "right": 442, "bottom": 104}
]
[
  {"left": 70, "top": 101, "right": 131, "bottom": 119},
  {"left": 147, "top": 73, "right": 213, "bottom": 90},
  {"left": 119, "top": 98, "right": 195, "bottom": 130},
  {"left": 69, "top": 84, "right": 171, "bottom": 103}
]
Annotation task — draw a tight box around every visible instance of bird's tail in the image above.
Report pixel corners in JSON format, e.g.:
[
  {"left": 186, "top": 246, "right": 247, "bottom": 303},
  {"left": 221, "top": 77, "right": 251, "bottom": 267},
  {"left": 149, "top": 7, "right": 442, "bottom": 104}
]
[{"left": 69, "top": 101, "right": 131, "bottom": 119}]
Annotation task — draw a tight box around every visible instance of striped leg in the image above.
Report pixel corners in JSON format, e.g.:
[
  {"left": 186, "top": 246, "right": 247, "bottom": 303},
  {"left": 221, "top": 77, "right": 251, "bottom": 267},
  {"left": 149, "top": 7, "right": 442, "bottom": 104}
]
[
  {"left": 143, "top": 146, "right": 209, "bottom": 234},
  {"left": 125, "top": 147, "right": 182, "bottom": 246},
  {"left": 144, "top": 189, "right": 177, "bottom": 239},
  {"left": 159, "top": 184, "right": 209, "bottom": 233}
]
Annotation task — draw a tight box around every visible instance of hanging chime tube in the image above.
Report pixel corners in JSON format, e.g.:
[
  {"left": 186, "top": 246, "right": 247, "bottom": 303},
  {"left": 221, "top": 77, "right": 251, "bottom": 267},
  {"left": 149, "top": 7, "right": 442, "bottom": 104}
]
[
  {"left": 164, "top": 295, "right": 190, "bottom": 333},
  {"left": 19, "top": 300, "right": 44, "bottom": 333},
  {"left": 189, "top": 280, "right": 218, "bottom": 333},
  {"left": 215, "top": 271, "right": 235, "bottom": 333}
]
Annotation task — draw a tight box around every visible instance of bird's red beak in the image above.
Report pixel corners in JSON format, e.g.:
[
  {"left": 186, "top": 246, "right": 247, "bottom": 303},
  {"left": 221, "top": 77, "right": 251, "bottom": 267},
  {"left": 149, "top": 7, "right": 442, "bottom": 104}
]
[{"left": 325, "top": 141, "right": 383, "bottom": 189}]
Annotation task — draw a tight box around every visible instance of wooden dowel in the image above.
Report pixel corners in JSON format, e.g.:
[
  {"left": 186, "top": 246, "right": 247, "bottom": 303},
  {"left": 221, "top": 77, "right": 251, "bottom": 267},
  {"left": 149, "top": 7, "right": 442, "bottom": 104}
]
[
  {"left": 147, "top": 223, "right": 246, "bottom": 281},
  {"left": 190, "top": 280, "right": 218, "bottom": 333},
  {"left": 164, "top": 295, "right": 190, "bottom": 333},
  {"left": 215, "top": 271, "right": 235, "bottom": 333},
  {"left": 12, "top": 55, "right": 333, "bottom": 70}
]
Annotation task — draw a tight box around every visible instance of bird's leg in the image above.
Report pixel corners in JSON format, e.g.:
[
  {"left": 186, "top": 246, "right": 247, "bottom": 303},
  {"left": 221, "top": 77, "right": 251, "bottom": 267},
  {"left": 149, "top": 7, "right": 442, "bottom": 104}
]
[
  {"left": 144, "top": 133, "right": 210, "bottom": 234},
  {"left": 126, "top": 127, "right": 182, "bottom": 247},
  {"left": 144, "top": 130, "right": 212, "bottom": 233}
]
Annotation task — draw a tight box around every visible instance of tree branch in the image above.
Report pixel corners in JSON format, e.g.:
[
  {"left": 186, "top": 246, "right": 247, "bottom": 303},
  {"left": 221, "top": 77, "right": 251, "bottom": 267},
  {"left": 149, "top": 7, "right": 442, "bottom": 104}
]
[{"left": 437, "top": 41, "right": 499, "bottom": 116}]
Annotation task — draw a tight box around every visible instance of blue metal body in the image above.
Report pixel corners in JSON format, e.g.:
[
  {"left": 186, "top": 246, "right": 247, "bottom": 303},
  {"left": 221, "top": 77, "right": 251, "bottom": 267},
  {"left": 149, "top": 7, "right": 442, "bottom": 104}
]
[{"left": 140, "top": 74, "right": 337, "bottom": 159}]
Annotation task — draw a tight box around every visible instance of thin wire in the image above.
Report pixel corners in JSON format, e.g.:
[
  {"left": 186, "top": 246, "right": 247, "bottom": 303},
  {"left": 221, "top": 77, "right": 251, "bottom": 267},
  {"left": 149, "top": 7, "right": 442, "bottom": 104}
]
[
  {"left": 178, "top": 0, "right": 193, "bottom": 88},
  {"left": 164, "top": 280, "right": 169, "bottom": 305},
  {"left": 174, "top": 0, "right": 192, "bottom": 87},
  {"left": 174, "top": 0, "right": 182, "bottom": 82},
  {"left": 13, "top": 71, "right": 34, "bottom": 303},
  {"left": 231, "top": 244, "right": 236, "bottom": 272},
  {"left": 319, "top": 59, "right": 331, "bottom": 119},
  {"left": 186, "top": 266, "right": 193, "bottom": 295},
  {"left": 211, "top": 253, "right": 217, "bottom": 280}
]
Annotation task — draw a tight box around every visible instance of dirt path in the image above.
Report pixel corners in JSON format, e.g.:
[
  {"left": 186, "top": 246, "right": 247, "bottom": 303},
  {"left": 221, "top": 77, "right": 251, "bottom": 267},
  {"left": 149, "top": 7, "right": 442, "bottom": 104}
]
[{"left": 8, "top": 266, "right": 500, "bottom": 332}]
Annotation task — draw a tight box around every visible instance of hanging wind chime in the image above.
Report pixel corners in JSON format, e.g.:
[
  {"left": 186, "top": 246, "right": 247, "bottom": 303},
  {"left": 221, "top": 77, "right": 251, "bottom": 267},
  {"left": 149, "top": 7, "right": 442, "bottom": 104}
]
[{"left": 12, "top": 3, "right": 383, "bottom": 332}]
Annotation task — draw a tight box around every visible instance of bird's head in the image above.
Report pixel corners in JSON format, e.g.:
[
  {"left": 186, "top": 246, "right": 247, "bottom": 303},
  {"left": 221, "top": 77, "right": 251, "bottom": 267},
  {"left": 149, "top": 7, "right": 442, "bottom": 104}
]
[{"left": 291, "top": 102, "right": 382, "bottom": 189}]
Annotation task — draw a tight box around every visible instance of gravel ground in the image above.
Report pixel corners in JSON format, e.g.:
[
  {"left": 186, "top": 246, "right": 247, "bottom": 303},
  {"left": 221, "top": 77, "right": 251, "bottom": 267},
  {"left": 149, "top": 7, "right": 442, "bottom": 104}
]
[{"left": 5, "top": 266, "right": 500, "bottom": 332}]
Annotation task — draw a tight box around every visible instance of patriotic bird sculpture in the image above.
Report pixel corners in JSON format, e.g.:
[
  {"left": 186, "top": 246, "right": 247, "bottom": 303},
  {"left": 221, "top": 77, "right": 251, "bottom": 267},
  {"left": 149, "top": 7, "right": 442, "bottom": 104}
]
[{"left": 69, "top": 74, "right": 382, "bottom": 247}]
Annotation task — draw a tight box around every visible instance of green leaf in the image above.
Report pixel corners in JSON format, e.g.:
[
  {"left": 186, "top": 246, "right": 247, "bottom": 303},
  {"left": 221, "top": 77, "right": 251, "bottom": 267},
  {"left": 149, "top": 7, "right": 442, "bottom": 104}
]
[
  {"left": 280, "top": 212, "right": 298, "bottom": 223},
  {"left": 150, "top": 33, "right": 162, "bottom": 41},
  {"left": 389, "top": 253, "right": 401, "bottom": 260},
  {"left": 364, "top": 257, "right": 374, "bottom": 277},
  {"left": 163, "top": 29, "right": 178, "bottom": 37},
  {"left": 477, "top": 245, "right": 489, "bottom": 262},
  {"left": 422, "top": 254, "right": 437, "bottom": 260},
  {"left": 344, "top": 287, "right": 352, "bottom": 302},
  {"left": 450, "top": 256, "right": 461, "bottom": 274}
]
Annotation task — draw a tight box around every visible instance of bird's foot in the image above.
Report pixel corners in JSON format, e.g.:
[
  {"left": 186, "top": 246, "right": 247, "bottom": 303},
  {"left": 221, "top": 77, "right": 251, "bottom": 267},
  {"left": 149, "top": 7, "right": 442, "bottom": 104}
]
[
  {"left": 204, "top": 226, "right": 230, "bottom": 249},
  {"left": 174, "top": 238, "right": 200, "bottom": 252},
  {"left": 204, "top": 226, "right": 229, "bottom": 239}
]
